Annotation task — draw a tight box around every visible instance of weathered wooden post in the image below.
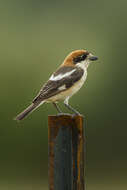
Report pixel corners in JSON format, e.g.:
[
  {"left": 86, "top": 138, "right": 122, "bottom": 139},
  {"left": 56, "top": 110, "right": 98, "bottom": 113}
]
[{"left": 48, "top": 114, "right": 85, "bottom": 190}]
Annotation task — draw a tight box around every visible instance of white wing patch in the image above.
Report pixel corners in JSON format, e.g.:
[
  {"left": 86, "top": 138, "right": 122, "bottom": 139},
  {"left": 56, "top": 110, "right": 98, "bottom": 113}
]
[
  {"left": 49, "top": 69, "right": 76, "bottom": 81},
  {"left": 58, "top": 85, "right": 66, "bottom": 91}
]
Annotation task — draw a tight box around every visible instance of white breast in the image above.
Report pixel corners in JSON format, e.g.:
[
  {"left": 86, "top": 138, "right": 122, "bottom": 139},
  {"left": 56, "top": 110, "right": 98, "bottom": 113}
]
[
  {"left": 67, "top": 67, "right": 87, "bottom": 97},
  {"left": 46, "top": 67, "right": 87, "bottom": 103},
  {"left": 64, "top": 63, "right": 87, "bottom": 98}
]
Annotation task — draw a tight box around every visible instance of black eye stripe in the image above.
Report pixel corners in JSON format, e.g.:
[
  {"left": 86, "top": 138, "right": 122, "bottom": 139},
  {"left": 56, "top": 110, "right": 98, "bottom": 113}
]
[
  {"left": 73, "top": 53, "right": 88, "bottom": 64},
  {"left": 82, "top": 54, "right": 87, "bottom": 60}
]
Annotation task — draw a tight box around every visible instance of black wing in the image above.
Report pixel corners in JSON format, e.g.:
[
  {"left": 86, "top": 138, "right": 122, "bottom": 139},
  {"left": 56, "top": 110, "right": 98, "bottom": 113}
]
[{"left": 33, "top": 66, "right": 84, "bottom": 103}]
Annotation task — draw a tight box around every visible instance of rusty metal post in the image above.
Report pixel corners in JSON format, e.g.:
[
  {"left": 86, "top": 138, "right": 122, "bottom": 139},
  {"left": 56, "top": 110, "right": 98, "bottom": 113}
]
[{"left": 48, "top": 114, "right": 85, "bottom": 190}]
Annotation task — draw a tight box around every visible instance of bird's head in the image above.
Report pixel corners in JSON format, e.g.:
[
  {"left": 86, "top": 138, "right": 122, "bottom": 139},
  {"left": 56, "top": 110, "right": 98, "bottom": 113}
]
[{"left": 62, "top": 50, "right": 98, "bottom": 68}]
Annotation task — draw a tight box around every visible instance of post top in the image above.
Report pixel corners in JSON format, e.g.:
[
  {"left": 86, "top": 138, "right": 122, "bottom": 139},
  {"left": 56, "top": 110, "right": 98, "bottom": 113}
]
[{"left": 48, "top": 113, "right": 84, "bottom": 119}]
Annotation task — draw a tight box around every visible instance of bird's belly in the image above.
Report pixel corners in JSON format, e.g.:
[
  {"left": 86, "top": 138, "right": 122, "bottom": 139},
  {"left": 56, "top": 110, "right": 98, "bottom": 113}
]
[{"left": 47, "top": 70, "right": 87, "bottom": 102}]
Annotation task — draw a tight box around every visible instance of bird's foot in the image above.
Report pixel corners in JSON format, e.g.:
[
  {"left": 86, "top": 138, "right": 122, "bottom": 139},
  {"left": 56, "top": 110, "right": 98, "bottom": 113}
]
[
  {"left": 72, "top": 113, "right": 84, "bottom": 118},
  {"left": 57, "top": 112, "right": 72, "bottom": 116}
]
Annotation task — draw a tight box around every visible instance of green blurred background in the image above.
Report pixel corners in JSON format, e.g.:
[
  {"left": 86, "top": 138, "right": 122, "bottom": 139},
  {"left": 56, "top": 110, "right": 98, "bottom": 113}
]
[{"left": 0, "top": 0, "right": 127, "bottom": 189}]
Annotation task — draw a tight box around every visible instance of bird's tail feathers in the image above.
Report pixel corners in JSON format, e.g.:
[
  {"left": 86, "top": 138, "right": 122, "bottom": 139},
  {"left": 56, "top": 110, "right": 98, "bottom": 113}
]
[{"left": 14, "top": 101, "right": 44, "bottom": 121}]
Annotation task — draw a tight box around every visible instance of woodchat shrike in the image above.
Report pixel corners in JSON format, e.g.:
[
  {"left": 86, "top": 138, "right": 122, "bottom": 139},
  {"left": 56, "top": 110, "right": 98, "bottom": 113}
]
[{"left": 15, "top": 49, "right": 98, "bottom": 120}]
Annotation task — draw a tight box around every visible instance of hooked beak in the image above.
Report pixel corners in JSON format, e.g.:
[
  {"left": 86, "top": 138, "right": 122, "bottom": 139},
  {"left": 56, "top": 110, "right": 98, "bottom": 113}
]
[{"left": 89, "top": 54, "right": 98, "bottom": 61}]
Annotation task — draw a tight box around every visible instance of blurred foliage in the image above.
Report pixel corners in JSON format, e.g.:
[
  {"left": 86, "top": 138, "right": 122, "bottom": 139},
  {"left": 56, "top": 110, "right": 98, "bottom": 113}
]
[{"left": 0, "top": 0, "right": 127, "bottom": 189}]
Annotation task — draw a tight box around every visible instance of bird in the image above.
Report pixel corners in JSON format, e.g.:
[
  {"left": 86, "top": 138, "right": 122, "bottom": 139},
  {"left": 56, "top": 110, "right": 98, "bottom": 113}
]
[{"left": 15, "top": 49, "right": 98, "bottom": 121}]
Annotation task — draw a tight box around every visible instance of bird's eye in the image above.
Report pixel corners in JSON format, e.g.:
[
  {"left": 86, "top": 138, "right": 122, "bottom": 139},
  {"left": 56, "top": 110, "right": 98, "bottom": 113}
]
[
  {"left": 73, "top": 53, "right": 88, "bottom": 64},
  {"left": 81, "top": 54, "right": 87, "bottom": 60}
]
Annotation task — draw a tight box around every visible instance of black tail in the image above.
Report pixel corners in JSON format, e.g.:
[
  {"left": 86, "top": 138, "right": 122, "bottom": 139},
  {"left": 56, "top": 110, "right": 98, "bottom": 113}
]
[{"left": 14, "top": 102, "right": 41, "bottom": 121}]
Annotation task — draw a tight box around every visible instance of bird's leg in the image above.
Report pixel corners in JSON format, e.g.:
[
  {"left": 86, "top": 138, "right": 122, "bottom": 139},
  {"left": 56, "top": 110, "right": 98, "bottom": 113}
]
[
  {"left": 52, "top": 102, "right": 62, "bottom": 113},
  {"left": 64, "top": 98, "right": 80, "bottom": 115}
]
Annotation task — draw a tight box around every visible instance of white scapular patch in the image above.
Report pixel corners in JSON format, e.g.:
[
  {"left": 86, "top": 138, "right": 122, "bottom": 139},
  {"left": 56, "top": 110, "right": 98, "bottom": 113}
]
[
  {"left": 58, "top": 85, "right": 66, "bottom": 91},
  {"left": 49, "top": 69, "right": 76, "bottom": 81}
]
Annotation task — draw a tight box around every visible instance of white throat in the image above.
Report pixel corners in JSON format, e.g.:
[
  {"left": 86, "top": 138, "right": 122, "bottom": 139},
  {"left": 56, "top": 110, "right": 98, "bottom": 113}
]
[{"left": 76, "top": 60, "right": 90, "bottom": 70}]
